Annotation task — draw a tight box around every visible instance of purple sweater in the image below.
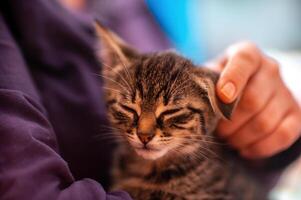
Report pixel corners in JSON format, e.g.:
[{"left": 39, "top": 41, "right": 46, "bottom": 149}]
[
  {"left": 0, "top": 0, "right": 300, "bottom": 200},
  {"left": 0, "top": 0, "right": 132, "bottom": 199}
]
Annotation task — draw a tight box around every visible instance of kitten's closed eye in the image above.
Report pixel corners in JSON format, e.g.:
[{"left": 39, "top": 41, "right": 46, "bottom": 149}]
[
  {"left": 119, "top": 104, "right": 139, "bottom": 126},
  {"left": 157, "top": 108, "right": 183, "bottom": 128},
  {"left": 168, "top": 113, "right": 194, "bottom": 126},
  {"left": 167, "top": 112, "right": 195, "bottom": 130},
  {"left": 156, "top": 108, "right": 195, "bottom": 129},
  {"left": 110, "top": 106, "right": 131, "bottom": 125}
]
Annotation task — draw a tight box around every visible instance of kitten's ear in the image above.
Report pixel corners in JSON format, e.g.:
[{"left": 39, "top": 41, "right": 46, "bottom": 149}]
[
  {"left": 94, "top": 20, "right": 139, "bottom": 68},
  {"left": 193, "top": 68, "right": 239, "bottom": 120}
]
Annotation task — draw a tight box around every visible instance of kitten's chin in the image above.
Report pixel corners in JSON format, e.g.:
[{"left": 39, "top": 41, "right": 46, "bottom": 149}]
[{"left": 135, "top": 148, "right": 168, "bottom": 160}]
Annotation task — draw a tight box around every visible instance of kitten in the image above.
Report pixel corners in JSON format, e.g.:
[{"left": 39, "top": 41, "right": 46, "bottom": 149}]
[{"left": 95, "top": 22, "right": 267, "bottom": 200}]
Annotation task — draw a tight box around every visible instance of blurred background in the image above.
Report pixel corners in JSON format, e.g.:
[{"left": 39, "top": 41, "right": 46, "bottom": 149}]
[{"left": 60, "top": 0, "right": 301, "bottom": 199}]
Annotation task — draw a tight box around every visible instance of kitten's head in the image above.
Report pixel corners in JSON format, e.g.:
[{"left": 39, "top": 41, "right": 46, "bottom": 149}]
[{"left": 95, "top": 22, "right": 236, "bottom": 160}]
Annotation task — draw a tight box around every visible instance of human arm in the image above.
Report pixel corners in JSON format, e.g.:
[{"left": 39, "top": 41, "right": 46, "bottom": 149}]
[
  {"left": 0, "top": 0, "right": 132, "bottom": 199},
  {"left": 0, "top": 90, "right": 131, "bottom": 200}
]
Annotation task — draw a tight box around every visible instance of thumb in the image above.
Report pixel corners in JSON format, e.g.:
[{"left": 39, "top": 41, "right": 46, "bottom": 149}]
[{"left": 216, "top": 43, "right": 262, "bottom": 103}]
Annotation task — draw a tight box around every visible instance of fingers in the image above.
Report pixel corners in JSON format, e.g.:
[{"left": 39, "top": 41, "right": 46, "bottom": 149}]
[
  {"left": 227, "top": 84, "right": 293, "bottom": 150},
  {"left": 217, "top": 57, "right": 279, "bottom": 138},
  {"left": 216, "top": 42, "right": 262, "bottom": 103},
  {"left": 211, "top": 41, "right": 301, "bottom": 159},
  {"left": 241, "top": 108, "right": 301, "bottom": 159}
]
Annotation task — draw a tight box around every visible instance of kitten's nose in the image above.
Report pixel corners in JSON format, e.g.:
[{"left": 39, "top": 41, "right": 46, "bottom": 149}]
[
  {"left": 138, "top": 133, "right": 155, "bottom": 145},
  {"left": 137, "top": 112, "right": 156, "bottom": 145}
]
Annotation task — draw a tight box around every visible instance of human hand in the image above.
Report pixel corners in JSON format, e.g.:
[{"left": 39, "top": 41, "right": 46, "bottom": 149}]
[{"left": 208, "top": 42, "right": 301, "bottom": 159}]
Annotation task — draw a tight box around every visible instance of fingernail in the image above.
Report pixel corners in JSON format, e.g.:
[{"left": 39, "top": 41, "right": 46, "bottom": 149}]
[{"left": 220, "top": 82, "right": 236, "bottom": 101}]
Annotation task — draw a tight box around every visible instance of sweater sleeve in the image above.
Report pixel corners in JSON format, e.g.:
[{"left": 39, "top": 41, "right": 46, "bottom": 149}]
[
  {"left": 0, "top": 90, "right": 131, "bottom": 200},
  {"left": 0, "top": 1, "right": 131, "bottom": 200}
]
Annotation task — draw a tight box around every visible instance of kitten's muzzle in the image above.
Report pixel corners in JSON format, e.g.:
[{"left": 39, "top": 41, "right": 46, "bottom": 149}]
[{"left": 137, "top": 132, "right": 155, "bottom": 145}]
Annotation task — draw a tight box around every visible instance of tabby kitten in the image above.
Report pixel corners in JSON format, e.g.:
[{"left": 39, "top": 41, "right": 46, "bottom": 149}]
[{"left": 95, "top": 22, "right": 266, "bottom": 200}]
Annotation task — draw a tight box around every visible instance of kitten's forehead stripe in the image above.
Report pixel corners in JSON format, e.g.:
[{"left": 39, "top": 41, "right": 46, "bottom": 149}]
[{"left": 133, "top": 53, "right": 192, "bottom": 109}]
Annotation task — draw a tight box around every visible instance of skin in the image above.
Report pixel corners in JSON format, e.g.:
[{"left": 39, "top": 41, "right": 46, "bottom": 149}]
[
  {"left": 59, "top": 0, "right": 86, "bottom": 10},
  {"left": 208, "top": 42, "right": 301, "bottom": 159}
]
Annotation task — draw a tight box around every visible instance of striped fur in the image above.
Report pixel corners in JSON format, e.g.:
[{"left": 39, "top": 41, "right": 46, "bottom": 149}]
[{"left": 95, "top": 22, "right": 267, "bottom": 200}]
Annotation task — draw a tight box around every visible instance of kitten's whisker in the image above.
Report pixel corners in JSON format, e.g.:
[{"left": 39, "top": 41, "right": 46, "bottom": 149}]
[
  {"left": 197, "top": 146, "right": 224, "bottom": 162},
  {"left": 96, "top": 74, "right": 131, "bottom": 94},
  {"left": 170, "top": 80, "right": 188, "bottom": 95},
  {"left": 177, "top": 138, "right": 221, "bottom": 159},
  {"left": 189, "top": 149, "right": 208, "bottom": 161},
  {"left": 180, "top": 133, "right": 219, "bottom": 140},
  {"left": 168, "top": 147, "right": 186, "bottom": 158},
  {"left": 168, "top": 68, "right": 183, "bottom": 97},
  {"left": 92, "top": 73, "right": 127, "bottom": 89},
  {"left": 96, "top": 137, "right": 124, "bottom": 142},
  {"left": 171, "top": 84, "right": 192, "bottom": 96},
  {"left": 179, "top": 136, "right": 227, "bottom": 146},
  {"left": 170, "top": 78, "right": 191, "bottom": 96},
  {"left": 201, "top": 140, "right": 228, "bottom": 146},
  {"left": 93, "top": 134, "right": 124, "bottom": 140},
  {"left": 180, "top": 138, "right": 227, "bottom": 146},
  {"left": 192, "top": 150, "right": 211, "bottom": 162},
  {"left": 99, "top": 124, "right": 122, "bottom": 130},
  {"left": 173, "top": 144, "right": 210, "bottom": 162},
  {"left": 102, "top": 87, "right": 131, "bottom": 99},
  {"left": 114, "top": 53, "right": 135, "bottom": 94},
  {"left": 95, "top": 131, "right": 118, "bottom": 136},
  {"left": 100, "top": 61, "right": 133, "bottom": 91},
  {"left": 93, "top": 129, "right": 122, "bottom": 137},
  {"left": 174, "top": 141, "right": 222, "bottom": 162},
  {"left": 103, "top": 87, "right": 123, "bottom": 94},
  {"left": 98, "top": 124, "right": 120, "bottom": 130},
  {"left": 176, "top": 143, "right": 210, "bottom": 161}
]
